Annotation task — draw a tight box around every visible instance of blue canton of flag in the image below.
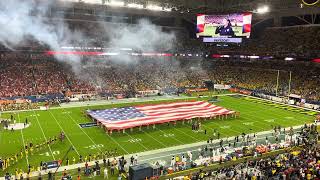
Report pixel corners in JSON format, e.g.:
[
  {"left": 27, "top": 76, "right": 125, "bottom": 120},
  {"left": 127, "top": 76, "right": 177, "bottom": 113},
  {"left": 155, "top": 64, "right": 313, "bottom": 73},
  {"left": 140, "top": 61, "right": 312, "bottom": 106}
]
[{"left": 87, "top": 107, "right": 146, "bottom": 122}]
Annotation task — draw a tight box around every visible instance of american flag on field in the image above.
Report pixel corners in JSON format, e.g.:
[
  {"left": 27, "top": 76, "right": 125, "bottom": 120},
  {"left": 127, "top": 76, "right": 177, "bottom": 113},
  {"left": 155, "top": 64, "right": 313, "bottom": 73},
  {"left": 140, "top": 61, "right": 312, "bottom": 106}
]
[{"left": 87, "top": 101, "right": 234, "bottom": 130}]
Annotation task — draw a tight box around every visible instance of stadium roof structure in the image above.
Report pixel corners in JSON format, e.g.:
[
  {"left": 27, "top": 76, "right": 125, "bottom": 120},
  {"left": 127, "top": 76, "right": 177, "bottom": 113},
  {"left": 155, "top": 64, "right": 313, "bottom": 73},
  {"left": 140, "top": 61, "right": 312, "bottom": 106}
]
[{"left": 61, "top": 0, "right": 319, "bottom": 13}]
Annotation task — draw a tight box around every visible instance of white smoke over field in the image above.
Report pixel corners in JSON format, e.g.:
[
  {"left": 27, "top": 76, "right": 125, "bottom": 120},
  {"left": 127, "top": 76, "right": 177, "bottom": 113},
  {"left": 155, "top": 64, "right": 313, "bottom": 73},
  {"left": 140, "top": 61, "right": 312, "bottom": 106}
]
[
  {"left": 105, "top": 19, "right": 176, "bottom": 52},
  {"left": 78, "top": 19, "right": 179, "bottom": 88},
  {"left": 0, "top": 0, "right": 84, "bottom": 65},
  {"left": 0, "top": 0, "right": 180, "bottom": 90}
]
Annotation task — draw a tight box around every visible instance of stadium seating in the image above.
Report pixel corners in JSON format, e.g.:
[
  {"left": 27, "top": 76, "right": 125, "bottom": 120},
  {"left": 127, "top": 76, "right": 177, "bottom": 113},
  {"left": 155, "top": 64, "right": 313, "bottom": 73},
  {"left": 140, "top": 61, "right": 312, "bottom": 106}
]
[{"left": 0, "top": 50, "right": 319, "bottom": 104}]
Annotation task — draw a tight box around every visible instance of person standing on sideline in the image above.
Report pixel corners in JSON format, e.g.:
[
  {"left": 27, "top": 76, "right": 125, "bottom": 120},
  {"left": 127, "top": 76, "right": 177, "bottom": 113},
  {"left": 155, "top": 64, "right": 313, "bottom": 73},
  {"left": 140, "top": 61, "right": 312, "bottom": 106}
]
[
  {"left": 48, "top": 171, "right": 52, "bottom": 180},
  {"left": 103, "top": 158, "right": 107, "bottom": 167},
  {"left": 170, "top": 156, "right": 175, "bottom": 167},
  {"left": 265, "top": 136, "right": 268, "bottom": 145},
  {"left": 110, "top": 164, "right": 115, "bottom": 175},
  {"left": 104, "top": 167, "right": 108, "bottom": 179},
  {"left": 134, "top": 154, "right": 138, "bottom": 165}
]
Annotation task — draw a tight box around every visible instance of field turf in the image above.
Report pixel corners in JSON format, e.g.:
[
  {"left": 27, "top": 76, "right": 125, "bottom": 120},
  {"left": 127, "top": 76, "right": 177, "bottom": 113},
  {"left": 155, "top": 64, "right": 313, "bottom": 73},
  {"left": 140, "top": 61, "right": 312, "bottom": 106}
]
[{"left": 0, "top": 94, "right": 316, "bottom": 176}]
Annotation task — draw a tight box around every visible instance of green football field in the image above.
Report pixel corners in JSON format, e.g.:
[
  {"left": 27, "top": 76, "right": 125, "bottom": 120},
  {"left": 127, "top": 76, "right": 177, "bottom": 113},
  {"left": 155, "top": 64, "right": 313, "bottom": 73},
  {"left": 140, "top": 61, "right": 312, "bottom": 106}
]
[{"left": 0, "top": 94, "right": 316, "bottom": 176}]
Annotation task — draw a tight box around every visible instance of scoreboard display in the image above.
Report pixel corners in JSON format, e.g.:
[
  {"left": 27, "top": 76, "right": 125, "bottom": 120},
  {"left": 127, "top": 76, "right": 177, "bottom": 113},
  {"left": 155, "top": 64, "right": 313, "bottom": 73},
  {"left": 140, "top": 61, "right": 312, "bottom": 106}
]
[{"left": 196, "top": 13, "right": 252, "bottom": 43}]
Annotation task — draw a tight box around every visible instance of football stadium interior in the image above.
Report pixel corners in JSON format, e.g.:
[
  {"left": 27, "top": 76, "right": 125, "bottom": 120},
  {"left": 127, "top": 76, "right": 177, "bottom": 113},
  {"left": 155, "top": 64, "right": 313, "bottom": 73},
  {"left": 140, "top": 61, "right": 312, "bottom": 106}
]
[{"left": 0, "top": 0, "right": 319, "bottom": 179}]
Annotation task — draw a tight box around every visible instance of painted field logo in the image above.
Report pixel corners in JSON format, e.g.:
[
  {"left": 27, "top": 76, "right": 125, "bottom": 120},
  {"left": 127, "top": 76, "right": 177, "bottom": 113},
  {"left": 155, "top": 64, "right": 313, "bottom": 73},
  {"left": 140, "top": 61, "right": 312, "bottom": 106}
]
[
  {"left": 162, "top": 133, "right": 175, "bottom": 137},
  {"left": 128, "top": 138, "right": 142, "bottom": 143},
  {"left": 220, "top": 126, "right": 230, "bottom": 129},
  {"left": 302, "top": 0, "right": 319, "bottom": 5},
  {"left": 85, "top": 144, "right": 104, "bottom": 150},
  {"left": 79, "top": 122, "right": 97, "bottom": 128},
  {"left": 40, "top": 151, "right": 60, "bottom": 156},
  {"left": 243, "top": 122, "right": 254, "bottom": 126},
  {"left": 264, "top": 119, "right": 275, "bottom": 123}
]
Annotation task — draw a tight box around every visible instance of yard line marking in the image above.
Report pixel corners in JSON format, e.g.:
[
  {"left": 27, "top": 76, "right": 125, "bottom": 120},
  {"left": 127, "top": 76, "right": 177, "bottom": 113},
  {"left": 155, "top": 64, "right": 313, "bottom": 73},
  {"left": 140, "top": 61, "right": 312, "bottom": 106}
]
[
  {"left": 82, "top": 121, "right": 130, "bottom": 155},
  {"left": 236, "top": 98, "right": 307, "bottom": 128},
  {"left": 155, "top": 127, "right": 184, "bottom": 144},
  {"left": 225, "top": 96, "right": 311, "bottom": 132},
  {"left": 105, "top": 133, "right": 129, "bottom": 154},
  {"left": 60, "top": 108, "right": 103, "bottom": 153},
  {"left": 223, "top": 99, "right": 277, "bottom": 130},
  {"left": 18, "top": 113, "right": 29, "bottom": 166},
  {"left": 48, "top": 110, "right": 80, "bottom": 156},
  {"left": 32, "top": 110, "right": 55, "bottom": 160},
  {"left": 174, "top": 128, "right": 201, "bottom": 142},
  {"left": 202, "top": 121, "right": 242, "bottom": 134},
  {"left": 140, "top": 130, "right": 167, "bottom": 148},
  {"left": 124, "top": 132, "right": 149, "bottom": 151}
]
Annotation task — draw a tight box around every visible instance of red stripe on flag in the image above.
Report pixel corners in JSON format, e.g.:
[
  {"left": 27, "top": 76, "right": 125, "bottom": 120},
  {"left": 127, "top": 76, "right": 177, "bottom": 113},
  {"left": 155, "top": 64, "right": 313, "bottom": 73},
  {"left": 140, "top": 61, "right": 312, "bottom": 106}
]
[{"left": 95, "top": 101, "right": 234, "bottom": 130}]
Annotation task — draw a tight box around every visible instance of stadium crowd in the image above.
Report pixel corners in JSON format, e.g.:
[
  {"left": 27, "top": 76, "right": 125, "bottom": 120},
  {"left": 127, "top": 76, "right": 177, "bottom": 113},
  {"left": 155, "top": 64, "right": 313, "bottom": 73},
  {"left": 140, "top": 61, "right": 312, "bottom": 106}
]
[
  {"left": 0, "top": 52, "right": 319, "bottom": 104},
  {"left": 175, "top": 124, "right": 320, "bottom": 180},
  {"left": 204, "top": 59, "right": 320, "bottom": 102},
  {"left": 215, "top": 26, "right": 320, "bottom": 57}
]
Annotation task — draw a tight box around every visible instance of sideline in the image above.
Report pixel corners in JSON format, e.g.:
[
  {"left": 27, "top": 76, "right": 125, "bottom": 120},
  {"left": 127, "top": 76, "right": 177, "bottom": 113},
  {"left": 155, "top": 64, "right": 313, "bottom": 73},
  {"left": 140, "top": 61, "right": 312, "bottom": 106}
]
[
  {"left": 0, "top": 95, "right": 198, "bottom": 114},
  {"left": 240, "top": 94, "right": 320, "bottom": 113},
  {"left": 0, "top": 94, "right": 237, "bottom": 114},
  {"left": 0, "top": 123, "right": 310, "bottom": 180}
]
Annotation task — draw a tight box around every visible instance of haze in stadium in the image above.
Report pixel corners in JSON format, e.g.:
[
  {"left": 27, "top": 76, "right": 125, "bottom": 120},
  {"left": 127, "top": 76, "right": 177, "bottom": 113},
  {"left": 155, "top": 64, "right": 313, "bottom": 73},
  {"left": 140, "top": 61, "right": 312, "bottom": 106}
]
[{"left": 0, "top": 0, "right": 319, "bottom": 180}]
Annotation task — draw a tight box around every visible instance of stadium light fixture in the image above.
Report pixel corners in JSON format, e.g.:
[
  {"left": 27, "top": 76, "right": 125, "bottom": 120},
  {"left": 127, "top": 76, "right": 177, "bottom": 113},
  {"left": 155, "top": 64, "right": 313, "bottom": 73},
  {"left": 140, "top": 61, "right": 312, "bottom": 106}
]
[
  {"left": 106, "top": 0, "right": 125, "bottom": 7},
  {"left": 256, "top": 6, "right": 269, "bottom": 14},
  {"left": 163, "top": 7, "right": 172, "bottom": 12},
  {"left": 127, "top": 3, "right": 144, "bottom": 9},
  {"left": 146, "top": 4, "right": 163, "bottom": 11},
  {"left": 285, "top": 57, "right": 295, "bottom": 61}
]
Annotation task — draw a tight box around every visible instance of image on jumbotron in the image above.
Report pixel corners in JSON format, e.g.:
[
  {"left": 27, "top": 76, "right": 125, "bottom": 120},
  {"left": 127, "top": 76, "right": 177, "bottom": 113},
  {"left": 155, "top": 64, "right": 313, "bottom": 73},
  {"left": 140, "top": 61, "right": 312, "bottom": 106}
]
[{"left": 0, "top": 0, "right": 319, "bottom": 180}]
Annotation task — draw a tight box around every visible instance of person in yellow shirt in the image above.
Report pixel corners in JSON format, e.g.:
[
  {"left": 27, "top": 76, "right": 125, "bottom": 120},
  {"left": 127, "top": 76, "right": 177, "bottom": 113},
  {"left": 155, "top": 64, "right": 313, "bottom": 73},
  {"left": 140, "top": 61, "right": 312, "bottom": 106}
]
[
  {"left": 20, "top": 150, "right": 23, "bottom": 159},
  {"left": 30, "top": 166, "right": 35, "bottom": 172},
  {"left": 232, "top": 156, "right": 237, "bottom": 161},
  {"left": 183, "top": 176, "right": 191, "bottom": 180},
  {"left": 175, "top": 156, "right": 180, "bottom": 162},
  {"left": 15, "top": 154, "right": 18, "bottom": 162},
  {"left": 306, "top": 173, "right": 312, "bottom": 180},
  {"left": 15, "top": 169, "right": 19, "bottom": 179},
  {"left": 11, "top": 157, "right": 15, "bottom": 165},
  {"left": 19, "top": 169, "right": 24, "bottom": 179},
  {"left": 7, "top": 158, "right": 10, "bottom": 167},
  {"left": 199, "top": 172, "right": 205, "bottom": 179},
  {"left": 252, "top": 175, "right": 257, "bottom": 180},
  {"left": 25, "top": 149, "right": 28, "bottom": 157},
  {"left": 30, "top": 147, "right": 34, "bottom": 155},
  {"left": 4, "top": 159, "right": 7, "bottom": 169}
]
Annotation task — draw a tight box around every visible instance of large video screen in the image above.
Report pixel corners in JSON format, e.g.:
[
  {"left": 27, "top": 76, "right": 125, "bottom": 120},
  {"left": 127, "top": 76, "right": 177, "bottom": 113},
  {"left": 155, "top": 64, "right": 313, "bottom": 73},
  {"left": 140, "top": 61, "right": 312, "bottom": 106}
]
[{"left": 197, "top": 13, "right": 252, "bottom": 43}]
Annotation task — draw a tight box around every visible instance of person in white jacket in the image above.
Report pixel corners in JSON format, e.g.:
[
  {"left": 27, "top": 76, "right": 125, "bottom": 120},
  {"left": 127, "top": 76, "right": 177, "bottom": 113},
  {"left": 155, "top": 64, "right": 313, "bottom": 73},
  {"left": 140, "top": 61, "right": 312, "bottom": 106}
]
[{"left": 104, "top": 168, "right": 108, "bottom": 179}]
